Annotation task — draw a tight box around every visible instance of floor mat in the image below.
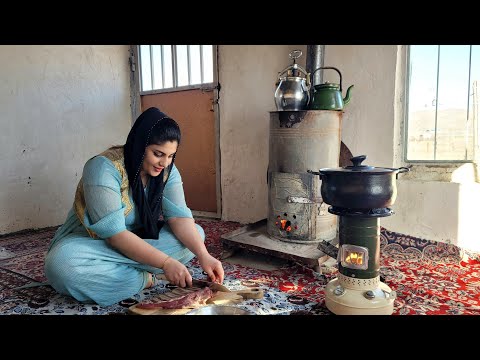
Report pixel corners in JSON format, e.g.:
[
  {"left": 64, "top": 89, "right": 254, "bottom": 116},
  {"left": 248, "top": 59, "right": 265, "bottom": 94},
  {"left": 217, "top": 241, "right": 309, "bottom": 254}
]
[
  {"left": 0, "top": 220, "right": 479, "bottom": 315},
  {"left": 0, "top": 227, "right": 56, "bottom": 259},
  {"left": 0, "top": 227, "right": 54, "bottom": 283},
  {"left": 0, "top": 251, "right": 48, "bottom": 282}
]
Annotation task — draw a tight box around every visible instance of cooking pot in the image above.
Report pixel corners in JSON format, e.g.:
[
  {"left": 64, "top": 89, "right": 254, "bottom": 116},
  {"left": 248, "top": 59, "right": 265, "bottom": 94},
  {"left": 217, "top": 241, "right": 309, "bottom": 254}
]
[{"left": 307, "top": 155, "right": 410, "bottom": 209}]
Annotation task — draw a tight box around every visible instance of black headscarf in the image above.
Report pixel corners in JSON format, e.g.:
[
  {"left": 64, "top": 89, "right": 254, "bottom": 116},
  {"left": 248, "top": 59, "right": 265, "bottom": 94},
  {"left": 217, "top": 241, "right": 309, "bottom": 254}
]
[{"left": 124, "top": 107, "right": 179, "bottom": 239}]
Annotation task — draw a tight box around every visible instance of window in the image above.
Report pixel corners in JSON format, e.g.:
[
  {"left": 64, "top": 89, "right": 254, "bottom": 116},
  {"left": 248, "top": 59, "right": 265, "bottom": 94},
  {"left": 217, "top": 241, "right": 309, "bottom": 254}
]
[
  {"left": 138, "top": 45, "right": 215, "bottom": 93},
  {"left": 405, "top": 45, "right": 480, "bottom": 162}
]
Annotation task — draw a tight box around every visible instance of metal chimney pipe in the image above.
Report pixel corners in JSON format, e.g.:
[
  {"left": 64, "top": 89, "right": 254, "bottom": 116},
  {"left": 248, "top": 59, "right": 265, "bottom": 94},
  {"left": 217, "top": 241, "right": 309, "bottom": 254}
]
[{"left": 306, "top": 45, "right": 325, "bottom": 86}]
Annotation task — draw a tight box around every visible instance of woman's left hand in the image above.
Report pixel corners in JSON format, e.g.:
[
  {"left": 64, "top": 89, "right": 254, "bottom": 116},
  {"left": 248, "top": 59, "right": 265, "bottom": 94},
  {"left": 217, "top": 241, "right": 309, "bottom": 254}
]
[{"left": 198, "top": 252, "right": 224, "bottom": 284}]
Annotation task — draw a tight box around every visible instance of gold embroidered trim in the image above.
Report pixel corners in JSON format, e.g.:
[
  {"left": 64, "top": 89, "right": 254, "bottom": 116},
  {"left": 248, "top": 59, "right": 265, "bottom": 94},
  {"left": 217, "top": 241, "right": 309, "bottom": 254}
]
[
  {"left": 73, "top": 178, "right": 97, "bottom": 238},
  {"left": 73, "top": 146, "right": 133, "bottom": 239},
  {"left": 100, "top": 147, "right": 133, "bottom": 218}
]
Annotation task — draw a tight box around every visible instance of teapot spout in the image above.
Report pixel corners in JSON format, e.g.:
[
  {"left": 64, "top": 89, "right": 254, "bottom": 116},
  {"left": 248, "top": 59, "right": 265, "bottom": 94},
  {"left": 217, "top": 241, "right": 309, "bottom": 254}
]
[{"left": 343, "top": 85, "right": 354, "bottom": 106}]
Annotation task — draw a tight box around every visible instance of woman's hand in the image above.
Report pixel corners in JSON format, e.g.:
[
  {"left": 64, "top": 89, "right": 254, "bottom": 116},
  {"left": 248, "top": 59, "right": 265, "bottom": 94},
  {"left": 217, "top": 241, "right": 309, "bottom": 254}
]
[
  {"left": 198, "top": 253, "right": 224, "bottom": 284},
  {"left": 162, "top": 257, "right": 193, "bottom": 287}
]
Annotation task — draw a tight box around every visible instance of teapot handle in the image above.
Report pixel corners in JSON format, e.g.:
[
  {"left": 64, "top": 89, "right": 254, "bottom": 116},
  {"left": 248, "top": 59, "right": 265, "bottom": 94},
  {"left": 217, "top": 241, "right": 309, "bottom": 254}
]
[
  {"left": 289, "top": 50, "right": 303, "bottom": 61},
  {"left": 278, "top": 63, "right": 310, "bottom": 80},
  {"left": 311, "top": 66, "right": 343, "bottom": 91}
]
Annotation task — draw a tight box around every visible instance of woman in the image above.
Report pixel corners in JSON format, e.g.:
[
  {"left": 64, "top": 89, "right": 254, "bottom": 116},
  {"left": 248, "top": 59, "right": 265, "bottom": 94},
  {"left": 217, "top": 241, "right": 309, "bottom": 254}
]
[{"left": 44, "top": 107, "right": 224, "bottom": 307}]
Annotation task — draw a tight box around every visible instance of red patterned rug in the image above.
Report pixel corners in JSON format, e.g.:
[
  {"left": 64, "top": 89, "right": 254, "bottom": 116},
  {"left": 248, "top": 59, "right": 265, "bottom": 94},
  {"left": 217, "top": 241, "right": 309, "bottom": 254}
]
[{"left": 0, "top": 220, "right": 479, "bottom": 315}]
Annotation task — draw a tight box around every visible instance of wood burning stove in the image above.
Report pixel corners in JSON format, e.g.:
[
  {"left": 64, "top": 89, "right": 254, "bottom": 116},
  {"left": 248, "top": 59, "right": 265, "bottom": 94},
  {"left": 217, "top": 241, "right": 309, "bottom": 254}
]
[
  {"left": 221, "top": 110, "right": 342, "bottom": 268},
  {"left": 267, "top": 110, "right": 341, "bottom": 243}
]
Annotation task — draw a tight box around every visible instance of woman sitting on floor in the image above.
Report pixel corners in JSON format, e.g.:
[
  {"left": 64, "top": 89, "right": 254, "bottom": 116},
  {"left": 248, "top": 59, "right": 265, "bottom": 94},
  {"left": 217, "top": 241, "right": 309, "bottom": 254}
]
[{"left": 44, "top": 107, "right": 224, "bottom": 306}]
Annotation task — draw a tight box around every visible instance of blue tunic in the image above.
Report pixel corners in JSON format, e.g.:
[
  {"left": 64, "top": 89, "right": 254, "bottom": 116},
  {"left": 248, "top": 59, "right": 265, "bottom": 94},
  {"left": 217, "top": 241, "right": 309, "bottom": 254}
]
[{"left": 44, "top": 155, "right": 204, "bottom": 306}]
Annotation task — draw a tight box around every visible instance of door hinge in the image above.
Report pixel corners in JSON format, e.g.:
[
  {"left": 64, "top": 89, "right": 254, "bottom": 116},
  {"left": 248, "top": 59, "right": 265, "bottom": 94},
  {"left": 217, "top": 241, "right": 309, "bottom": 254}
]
[
  {"left": 129, "top": 55, "right": 136, "bottom": 72},
  {"left": 210, "top": 98, "right": 219, "bottom": 112}
]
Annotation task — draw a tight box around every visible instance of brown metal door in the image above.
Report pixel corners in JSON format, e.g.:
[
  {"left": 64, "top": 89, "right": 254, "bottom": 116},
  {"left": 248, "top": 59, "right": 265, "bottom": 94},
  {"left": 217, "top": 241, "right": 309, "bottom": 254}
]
[{"left": 141, "top": 90, "right": 217, "bottom": 213}]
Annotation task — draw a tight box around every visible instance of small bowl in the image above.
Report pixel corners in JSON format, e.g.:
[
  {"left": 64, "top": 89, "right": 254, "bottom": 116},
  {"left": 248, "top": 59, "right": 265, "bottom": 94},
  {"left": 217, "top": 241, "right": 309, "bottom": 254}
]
[{"left": 185, "top": 305, "right": 255, "bottom": 315}]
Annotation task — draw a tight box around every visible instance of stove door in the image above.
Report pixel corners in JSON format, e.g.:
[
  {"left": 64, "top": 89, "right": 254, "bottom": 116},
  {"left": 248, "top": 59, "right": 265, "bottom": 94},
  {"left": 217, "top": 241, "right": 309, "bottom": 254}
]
[{"left": 267, "top": 171, "right": 336, "bottom": 242}]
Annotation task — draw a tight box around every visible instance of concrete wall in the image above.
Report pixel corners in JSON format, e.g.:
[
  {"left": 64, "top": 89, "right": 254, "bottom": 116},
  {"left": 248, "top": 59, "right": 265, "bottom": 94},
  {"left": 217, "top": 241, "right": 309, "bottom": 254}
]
[
  {"left": 458, "top": 181, "right": 480, "bottom": 250},
  {"left": 218, "top": 45, "right": 307, "bottom": 223},
  {"left": 323, "top": 46, "right": 398, "bottom": 167},
  {"left": 0, "top": 45, "right": 132, "bottom": 234},
  {"left": 1, "top": 45, "right": 302, "bottom": 233}
]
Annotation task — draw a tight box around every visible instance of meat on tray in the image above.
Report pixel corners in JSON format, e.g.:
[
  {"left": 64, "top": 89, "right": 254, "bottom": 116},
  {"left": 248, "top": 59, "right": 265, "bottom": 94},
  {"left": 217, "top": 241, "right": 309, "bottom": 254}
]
[{"left": 137, "top": 286, "right": 215, "bottom": 309}]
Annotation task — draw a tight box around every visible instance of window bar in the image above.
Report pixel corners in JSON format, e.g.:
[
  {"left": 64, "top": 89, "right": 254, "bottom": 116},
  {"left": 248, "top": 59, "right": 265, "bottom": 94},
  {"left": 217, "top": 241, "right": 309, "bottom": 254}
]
[
  {"left": 138, "top": 45, "right": 144, "bottom": 92},
  {"left": 187, "top": 45, "right": 191, "bottom": 85},
  {"left": 404, "top": 46, "right": 412, "bottom": 162},
  {"left": 474, "top": 80, "right": 479, "bottom": 160},
  {"left": 200, "top": 45, "right": 204, "bottom": 84},
  {"left": 433, "top": 45, "right": 441, "bottom": 160},
  {"left": 149, "top": 45, "right": 155, "bottom": 91},
  {"left": 161, "top": 45, "right": 165, "bottom": 89},
  {"left": 172, "top": 45, "right": 178, "bottom": 88},
  {"left": 465, "top": 45, "right": 473, "bottom": 160}
]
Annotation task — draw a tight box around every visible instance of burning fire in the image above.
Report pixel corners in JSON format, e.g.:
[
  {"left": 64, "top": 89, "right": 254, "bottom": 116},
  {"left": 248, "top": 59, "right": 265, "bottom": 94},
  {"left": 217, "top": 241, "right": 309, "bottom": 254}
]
[
  {"left": 340, "top": 245, "right": 369, "bottom": 270},
  {"left": 275, "top": 216, "right": 295, "bottom": 232},
  {"left": 345, "top": 251, "right": 364, "bottom": 265}
]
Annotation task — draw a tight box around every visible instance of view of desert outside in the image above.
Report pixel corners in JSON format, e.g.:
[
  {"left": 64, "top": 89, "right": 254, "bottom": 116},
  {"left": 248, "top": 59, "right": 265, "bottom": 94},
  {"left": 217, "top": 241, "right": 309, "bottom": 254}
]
[{"left": 407, "top": 45, "right": 479, "bottom": 161}]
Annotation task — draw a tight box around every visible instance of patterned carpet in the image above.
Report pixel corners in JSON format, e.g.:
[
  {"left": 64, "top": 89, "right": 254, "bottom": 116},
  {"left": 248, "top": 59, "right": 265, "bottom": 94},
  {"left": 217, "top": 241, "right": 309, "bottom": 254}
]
[{"left": 0, "top": 220, "right": 479, "bottom": 315}]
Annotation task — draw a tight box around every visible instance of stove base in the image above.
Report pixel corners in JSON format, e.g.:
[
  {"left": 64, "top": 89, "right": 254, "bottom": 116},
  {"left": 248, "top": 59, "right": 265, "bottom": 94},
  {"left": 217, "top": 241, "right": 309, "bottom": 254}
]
[
  {"left": 325, "top": 276, "right": 396, "bottom": 315},
  {"left": 221, "top": 219, "right": 333, "bottom": 269}
]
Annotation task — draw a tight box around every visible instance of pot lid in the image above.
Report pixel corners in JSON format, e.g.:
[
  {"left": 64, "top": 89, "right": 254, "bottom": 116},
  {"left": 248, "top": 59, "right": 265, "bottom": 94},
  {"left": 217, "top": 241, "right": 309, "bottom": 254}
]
[{"left": 320, "top": 155, "right": 396, "bottom": 174}]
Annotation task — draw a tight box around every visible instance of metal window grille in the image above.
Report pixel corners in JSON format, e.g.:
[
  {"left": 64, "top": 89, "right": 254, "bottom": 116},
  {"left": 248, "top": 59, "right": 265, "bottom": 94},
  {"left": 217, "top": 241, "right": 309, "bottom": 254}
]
[
  {"left": 138, "top": 45, "right": 215, "bottom": 94},
  {"left": 405, "top": 45, "right": 479, "bottom": 163}
]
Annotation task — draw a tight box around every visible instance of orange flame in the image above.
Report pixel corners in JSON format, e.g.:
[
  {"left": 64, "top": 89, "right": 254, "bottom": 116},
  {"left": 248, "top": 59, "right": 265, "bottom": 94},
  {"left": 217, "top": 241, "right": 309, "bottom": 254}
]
[{"left": 346, "top": 252, "right": 364, "bottom": 265}]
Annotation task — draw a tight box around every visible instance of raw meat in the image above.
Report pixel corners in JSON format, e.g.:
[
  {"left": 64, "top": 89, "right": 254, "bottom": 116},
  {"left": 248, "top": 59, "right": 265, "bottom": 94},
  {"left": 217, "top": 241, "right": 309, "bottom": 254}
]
[{"left": 137, "top": 286, "right": 214, "bottom": 309}]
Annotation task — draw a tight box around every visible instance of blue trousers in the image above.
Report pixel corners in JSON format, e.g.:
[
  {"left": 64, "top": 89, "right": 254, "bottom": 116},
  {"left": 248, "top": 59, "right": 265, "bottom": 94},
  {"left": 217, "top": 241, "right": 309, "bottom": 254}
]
[{"left": 44, "top": 223, "right": 205, "bottom": 306}]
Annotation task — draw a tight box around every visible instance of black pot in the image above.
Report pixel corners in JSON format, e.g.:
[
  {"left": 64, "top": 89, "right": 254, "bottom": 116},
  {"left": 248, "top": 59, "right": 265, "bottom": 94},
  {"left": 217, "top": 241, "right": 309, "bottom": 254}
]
[{"left": 308, "top": 155, "right": 410, "bottom": 209}]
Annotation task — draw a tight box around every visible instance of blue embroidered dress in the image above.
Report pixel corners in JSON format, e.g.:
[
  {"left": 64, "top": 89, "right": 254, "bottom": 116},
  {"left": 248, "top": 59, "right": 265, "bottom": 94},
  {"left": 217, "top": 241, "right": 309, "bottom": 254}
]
[{"left": 44, "top": 149, "right": 203, "bottom": 306}]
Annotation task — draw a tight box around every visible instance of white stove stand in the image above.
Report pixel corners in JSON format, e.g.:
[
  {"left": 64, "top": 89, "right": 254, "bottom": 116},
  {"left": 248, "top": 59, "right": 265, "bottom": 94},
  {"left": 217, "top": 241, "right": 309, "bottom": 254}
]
[{"left": 325, "top": 273, "right": 396, "bottom": 315}]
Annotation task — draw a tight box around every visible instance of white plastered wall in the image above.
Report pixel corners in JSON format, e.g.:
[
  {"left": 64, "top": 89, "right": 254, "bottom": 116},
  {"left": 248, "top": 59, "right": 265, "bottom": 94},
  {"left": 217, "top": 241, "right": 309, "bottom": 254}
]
[
  {"left": 218, "top": 45, "right": 307, "bottom": 224},
  {"left": 0, "top": 45, "right": 132, "bottom": 234}
]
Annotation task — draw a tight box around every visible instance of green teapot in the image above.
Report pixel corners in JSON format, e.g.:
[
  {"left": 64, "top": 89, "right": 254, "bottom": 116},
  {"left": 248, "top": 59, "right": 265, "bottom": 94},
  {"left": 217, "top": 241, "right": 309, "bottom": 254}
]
[{"left": 309, "top": 66, "right": 354, "bottom": 110}]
